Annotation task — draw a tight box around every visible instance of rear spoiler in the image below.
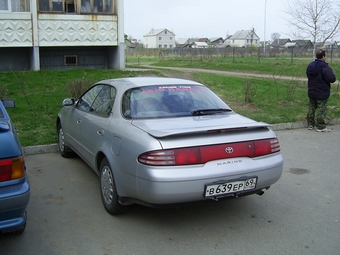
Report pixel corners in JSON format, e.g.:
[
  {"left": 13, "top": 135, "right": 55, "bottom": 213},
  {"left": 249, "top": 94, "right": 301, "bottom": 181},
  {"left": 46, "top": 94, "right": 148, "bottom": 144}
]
[{"left": 146, "top": 122, "right": 272, "bottom": 138}]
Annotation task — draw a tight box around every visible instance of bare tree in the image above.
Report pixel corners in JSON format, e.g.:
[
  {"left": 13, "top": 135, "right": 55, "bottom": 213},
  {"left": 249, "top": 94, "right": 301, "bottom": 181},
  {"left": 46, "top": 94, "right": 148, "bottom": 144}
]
[{"left": 283, "top": 0, "right": 340, "bottom": 56}]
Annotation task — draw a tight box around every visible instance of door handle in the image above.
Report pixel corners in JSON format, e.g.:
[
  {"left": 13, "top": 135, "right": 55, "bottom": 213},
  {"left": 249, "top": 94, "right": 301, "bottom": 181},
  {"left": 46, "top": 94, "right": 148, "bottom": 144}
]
[
  {"left": 77, "top": 120, "right": 82, "bottom": 124},
  {"left": 97, "top": 129, "right": 104, "bottom": 136}
]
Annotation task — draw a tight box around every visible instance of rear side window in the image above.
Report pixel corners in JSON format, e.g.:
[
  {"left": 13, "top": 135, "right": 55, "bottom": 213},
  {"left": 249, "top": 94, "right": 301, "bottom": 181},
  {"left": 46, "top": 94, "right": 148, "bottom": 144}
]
[
  {"left": 122, "top": 85, "right": 229, "bottom": 119},
  {"left": 76, "top": 85, "right": 116, "bottom": 117}
]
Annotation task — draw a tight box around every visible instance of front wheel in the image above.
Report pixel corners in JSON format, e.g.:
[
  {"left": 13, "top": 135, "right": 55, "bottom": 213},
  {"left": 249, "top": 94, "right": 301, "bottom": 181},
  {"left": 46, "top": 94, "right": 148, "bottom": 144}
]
[
  {"left": 57, "top": 124, "right": 75, "bottom": 158},
  {"left": 100, "top": 158, "right": 128, "bottom": 215}
]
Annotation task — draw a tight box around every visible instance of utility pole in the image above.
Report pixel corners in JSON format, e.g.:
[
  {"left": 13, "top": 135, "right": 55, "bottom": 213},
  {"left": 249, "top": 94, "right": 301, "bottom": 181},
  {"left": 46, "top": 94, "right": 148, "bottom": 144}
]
[{"left": 264, "top": 0, "right": 268, "bottom": 56}]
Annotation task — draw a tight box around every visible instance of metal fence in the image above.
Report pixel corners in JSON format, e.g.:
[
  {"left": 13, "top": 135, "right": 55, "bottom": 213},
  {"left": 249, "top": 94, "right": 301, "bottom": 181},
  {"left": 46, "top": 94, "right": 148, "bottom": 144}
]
[{"left": 126, "top": 46, "right": 340, "bottom": 62}]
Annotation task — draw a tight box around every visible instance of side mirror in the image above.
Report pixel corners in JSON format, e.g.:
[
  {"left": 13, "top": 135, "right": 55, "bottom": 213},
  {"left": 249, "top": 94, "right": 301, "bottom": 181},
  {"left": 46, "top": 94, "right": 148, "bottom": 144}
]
[
  {"left": 1, "top": 99, "right": 15, "bottom": 108},
  {"left": 62, "top": 98, "right": 75, "bottom": 106}
]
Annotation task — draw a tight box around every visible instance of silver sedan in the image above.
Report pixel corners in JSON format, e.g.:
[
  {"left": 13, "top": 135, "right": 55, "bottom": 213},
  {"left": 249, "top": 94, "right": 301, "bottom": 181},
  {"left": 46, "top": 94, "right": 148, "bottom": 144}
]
[{"left": 56, "top": 77, "right": 283, "bottom": 215}]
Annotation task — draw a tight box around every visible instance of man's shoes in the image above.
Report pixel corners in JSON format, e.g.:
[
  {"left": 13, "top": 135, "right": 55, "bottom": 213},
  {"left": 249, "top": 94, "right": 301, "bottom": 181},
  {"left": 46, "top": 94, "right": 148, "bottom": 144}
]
[
  {"left": 308, "top": 125, "right": 314, "bottom": 130},
  {"left": 316, "top": 128, "right": 331, "bottom": 132}
]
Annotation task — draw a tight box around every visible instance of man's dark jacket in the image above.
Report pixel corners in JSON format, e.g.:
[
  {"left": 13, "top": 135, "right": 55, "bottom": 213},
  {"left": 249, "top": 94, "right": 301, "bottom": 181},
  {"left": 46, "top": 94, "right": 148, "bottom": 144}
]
[{"left": 306, "top": 59, "right": 336, "bottom": 100}]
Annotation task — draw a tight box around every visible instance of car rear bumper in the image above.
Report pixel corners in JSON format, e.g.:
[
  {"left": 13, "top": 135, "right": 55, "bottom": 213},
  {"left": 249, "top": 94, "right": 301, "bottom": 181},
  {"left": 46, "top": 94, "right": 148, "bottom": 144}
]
[
  {"left": 134, "top": 154, "right": 283, "bottom": 205},
  {"left": 0, "top": 176, "right": 30, "bottom": 232}
]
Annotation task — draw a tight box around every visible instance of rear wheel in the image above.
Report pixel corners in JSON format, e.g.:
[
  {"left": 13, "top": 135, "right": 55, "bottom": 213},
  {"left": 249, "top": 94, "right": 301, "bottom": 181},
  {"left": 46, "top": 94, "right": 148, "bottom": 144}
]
[
  {"left": 57, "top": 124, "right": 75, "bottom": 158},
  {"left": 4, "top": 212, "right": 26, "bottom": 235},
  {"left": 10, "top": 222, "right": 26, "bottom": 235},
  {"left": 100, "top": 157, "right": 128, "bottom": 215}
]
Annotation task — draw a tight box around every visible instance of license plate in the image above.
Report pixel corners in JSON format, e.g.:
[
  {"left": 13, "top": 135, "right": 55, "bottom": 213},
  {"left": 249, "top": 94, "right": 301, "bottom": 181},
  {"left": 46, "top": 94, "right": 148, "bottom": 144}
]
[{"left": 205, "top": 178, "right": 257, "bottom": 198}]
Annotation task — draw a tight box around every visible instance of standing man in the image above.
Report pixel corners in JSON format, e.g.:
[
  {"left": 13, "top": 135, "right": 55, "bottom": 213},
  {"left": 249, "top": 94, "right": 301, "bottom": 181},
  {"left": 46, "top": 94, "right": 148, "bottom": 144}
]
[{"left": 306, "top": 49, "right": 336, "bottom": 132}]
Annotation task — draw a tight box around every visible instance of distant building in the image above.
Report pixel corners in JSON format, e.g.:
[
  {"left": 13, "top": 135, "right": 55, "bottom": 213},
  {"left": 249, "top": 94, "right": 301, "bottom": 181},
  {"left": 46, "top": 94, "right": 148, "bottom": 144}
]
[
  {"left": 315, "top": 41, "right": 338, "bottom": 50},
  {"left": 143, "top": 29, "right": 176, "bottom": 49},
  {"left": 291, "top": 40, "right": 314, "bottom": 50},
  {"left": 124, "top": 35, "right": 136, "bottom": 49},
  {"left": 209, "top": 37, "right": 224, "bottom": 47},
  {"left": 192, "top": 42, "right": 209, "bottom": 48},
  {"left": 176, "top": 38, "right": 191, "bottom": 48},
  {"left": 225, "top": 29, "right": 260, "bottom": 47},
  {"left": 270, "top": 39, "right": 292, "bottom": 49},
  {"left": 175, "top": 38, "right": 200, "bottom": 48}
]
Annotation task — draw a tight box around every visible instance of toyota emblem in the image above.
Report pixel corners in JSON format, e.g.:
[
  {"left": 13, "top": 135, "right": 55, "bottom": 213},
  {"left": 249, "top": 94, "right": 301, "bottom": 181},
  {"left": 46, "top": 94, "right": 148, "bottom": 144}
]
[{"left": 225, "top": 147, "right": 234, "bottom": 154}]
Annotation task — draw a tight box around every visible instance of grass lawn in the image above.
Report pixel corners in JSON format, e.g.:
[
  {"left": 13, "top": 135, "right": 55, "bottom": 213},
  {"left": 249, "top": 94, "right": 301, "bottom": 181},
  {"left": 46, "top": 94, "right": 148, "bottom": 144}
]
[{"left": 1, "top": 57, "right": 340, "bottom": 147}]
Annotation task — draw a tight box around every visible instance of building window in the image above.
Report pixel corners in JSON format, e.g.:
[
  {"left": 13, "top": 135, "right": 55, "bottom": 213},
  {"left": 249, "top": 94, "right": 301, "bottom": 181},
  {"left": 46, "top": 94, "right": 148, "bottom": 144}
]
[
  {"left": 65, "top": 0, "right": 75, "bottom": 12},
  {"left": 0, "top": 0, "right": 9, "bottom": 10},
  {"left": 39, "top": 0, "right": 63, "bottom": 12},
  {"left": 65, "top": 55, "right": 78, "bottom": 65},
  {"left": 38, "top": 0, "right": 114, "bottom": 13},
  {"left": 0, "top": 0, "right": 30, "bottom": 11},
  {"left": 170, "top": 37, "right": 172, "bottom": 40},
  {"left": 158, "top": 44, "right": 162, "bottom": 48},
  {"left": 81, "top": 0, "right": 114, "bottom": 13},
  {"left": 159, "top": 37, "right": 162, "bottom": 40}
]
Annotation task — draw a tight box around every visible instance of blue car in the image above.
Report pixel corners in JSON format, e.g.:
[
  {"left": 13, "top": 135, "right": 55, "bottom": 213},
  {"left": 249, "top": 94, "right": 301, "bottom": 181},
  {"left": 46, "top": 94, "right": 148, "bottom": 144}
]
[{"left": 0, "top": 99, "right": 30, "bottom": 234}]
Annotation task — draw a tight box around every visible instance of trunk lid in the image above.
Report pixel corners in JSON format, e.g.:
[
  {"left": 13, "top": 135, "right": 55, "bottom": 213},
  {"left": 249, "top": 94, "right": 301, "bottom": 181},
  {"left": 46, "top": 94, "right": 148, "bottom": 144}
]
[{"left": 132, "top": 113, "right": 271, "bottom": 138}]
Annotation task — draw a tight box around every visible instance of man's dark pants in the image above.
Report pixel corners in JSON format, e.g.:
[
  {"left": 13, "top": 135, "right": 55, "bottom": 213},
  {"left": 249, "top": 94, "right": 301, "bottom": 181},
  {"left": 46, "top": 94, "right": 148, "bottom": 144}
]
[{"left": 307, "top": 98, "right": 328, "bottom": 129}]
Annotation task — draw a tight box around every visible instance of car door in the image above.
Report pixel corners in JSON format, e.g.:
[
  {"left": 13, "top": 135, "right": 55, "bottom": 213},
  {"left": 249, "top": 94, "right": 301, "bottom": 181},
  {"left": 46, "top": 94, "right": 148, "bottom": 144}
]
[
  {"left": 62, "top": 94, "right": 95, "bottom": 152},
  {"left": 78, "top": 85, "right": 116, "bottom": 168},
  {"left": 63, "top": 85, "right": 105, "bottom": 157}
]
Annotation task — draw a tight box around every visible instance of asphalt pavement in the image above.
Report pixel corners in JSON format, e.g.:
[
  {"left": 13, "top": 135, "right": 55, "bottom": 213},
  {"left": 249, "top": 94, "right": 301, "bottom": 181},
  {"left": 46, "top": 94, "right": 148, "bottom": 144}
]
[{"left": 1, "top": 125, "right": 340, "bottom": 255}]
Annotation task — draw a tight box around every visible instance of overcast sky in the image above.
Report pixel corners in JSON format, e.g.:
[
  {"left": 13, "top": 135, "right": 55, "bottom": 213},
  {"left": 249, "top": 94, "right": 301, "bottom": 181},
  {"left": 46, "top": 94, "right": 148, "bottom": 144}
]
[{"left": 124, "top": 0, "right": 290, "bottom": 41}]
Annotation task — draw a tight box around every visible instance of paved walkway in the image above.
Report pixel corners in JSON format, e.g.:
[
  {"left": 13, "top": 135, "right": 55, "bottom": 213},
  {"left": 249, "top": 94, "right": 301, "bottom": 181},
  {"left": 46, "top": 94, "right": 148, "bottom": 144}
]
[{"left": 127, "top": 63, "right": 308, "bottom": 81}]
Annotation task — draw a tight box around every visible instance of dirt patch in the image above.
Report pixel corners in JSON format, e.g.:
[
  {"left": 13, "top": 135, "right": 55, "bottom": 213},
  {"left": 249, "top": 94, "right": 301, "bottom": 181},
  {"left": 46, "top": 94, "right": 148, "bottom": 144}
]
[
  {"left": 227, "top": 102, "right": 259, "bottom": 112},
  {"left": 158, "top": 70, "right": 195, "bottom": 81}
]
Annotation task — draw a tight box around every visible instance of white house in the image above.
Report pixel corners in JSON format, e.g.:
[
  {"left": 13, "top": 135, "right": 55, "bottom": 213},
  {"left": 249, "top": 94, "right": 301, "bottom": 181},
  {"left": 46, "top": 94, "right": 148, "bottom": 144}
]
[
  {"left": 143, "top": 29, "right": 176, "bottom": 49},
  {"left": 224, "top": 29, "right": 260, "bottom": 47},
  {"left": 0, "top": 0, "right": 125, "bottom": 71}
]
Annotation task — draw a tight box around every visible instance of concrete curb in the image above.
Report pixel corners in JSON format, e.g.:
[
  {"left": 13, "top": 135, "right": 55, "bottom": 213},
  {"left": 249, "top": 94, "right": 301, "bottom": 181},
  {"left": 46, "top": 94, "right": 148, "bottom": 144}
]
[
  {"left": 22, "top": 118, "right": 340, "bottom": 156},
  {"left": 23, "top": 144, "right": 59, "bottom": 156}
]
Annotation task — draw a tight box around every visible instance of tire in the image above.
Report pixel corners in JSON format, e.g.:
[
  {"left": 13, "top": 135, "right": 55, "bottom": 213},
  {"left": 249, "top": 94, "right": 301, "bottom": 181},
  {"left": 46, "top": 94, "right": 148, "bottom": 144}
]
[
  {"left": 9, "top": 222, "right": 26, "bottom": 235},
  {"left": 4, "top": 212, "right": 27, "bottom": 235},
  {"left": 100, "top": 157, "right": 128, "bottom": 215},
  {"left": 57, "top": 124, "right": 75, "bottom": 158}
]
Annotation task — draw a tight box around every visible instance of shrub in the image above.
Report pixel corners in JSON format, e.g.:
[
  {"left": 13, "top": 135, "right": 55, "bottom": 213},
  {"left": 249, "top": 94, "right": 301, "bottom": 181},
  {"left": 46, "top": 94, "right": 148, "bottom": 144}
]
[
  {"left": 0, "top": 85, "right": 8, "bottom": 99},
  {"left": 66, "top": 78, "right": 93, "bottom": 99},
  {"left": 243, "top": 80, "right": 257, "bottom": 103}
]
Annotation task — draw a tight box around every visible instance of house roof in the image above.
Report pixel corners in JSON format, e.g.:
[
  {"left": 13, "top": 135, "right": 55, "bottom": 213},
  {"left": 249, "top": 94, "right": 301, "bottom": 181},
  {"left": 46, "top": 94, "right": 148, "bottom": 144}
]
[
  {"left": 176, "top": 38, "right": 190, "bottom": 45},
  {"left": 315, "top": 41, "right": 338, "bottom": 48},
  {"left": 284, "top": 42, "right": 298, "bottom": 48},
  {"left": 271, "top": 38, "right": 291, "bottom": 46},
  {"left": 143, "top": 28, "right": 175, "bottom": 37},
  {"left": 225, "top": 35, "right": 233, "bottom": 39},
  {"left": 125, "top": 39, "right": 135, "bottom": 48},
  {"left": 198, "top": 38, "right": 209, "bottom": 42},
  {"left": 209, "top": 37, "right": 224, "bottom": 43},
  {"left": 230, "top": 30, "right": 259, "bottom": 40},
  {"left": 193, "top": 42, "right": 209, "bottom": 47},
  {"left": 291, "top": 40, "right": 312, "bottom": 46}
]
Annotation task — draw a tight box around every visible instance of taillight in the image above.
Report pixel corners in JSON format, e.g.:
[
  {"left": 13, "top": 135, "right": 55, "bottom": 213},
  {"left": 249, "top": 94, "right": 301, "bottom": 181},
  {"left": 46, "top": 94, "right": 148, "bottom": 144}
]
[
  {"left": 0, "top": 156, "right": 25, "bottom": 182},
  {"left": 254, "top": 139, "right": 280, "bottom": 155},
  {"left": 138, "top": 138, "right": 280, "bottom": 166}
]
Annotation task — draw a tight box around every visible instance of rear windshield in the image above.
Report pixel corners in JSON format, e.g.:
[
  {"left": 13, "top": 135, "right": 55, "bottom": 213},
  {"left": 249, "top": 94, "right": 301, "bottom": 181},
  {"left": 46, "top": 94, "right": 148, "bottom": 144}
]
[{"left": 122, "top": 85, "right": 231, "bottom": 119}]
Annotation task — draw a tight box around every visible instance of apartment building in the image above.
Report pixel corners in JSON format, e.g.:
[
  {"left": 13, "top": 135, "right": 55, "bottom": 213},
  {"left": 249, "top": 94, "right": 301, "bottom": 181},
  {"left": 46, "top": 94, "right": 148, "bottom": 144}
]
[{"left": 0, "top": 0, "right": 125, "bottom": 71}]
